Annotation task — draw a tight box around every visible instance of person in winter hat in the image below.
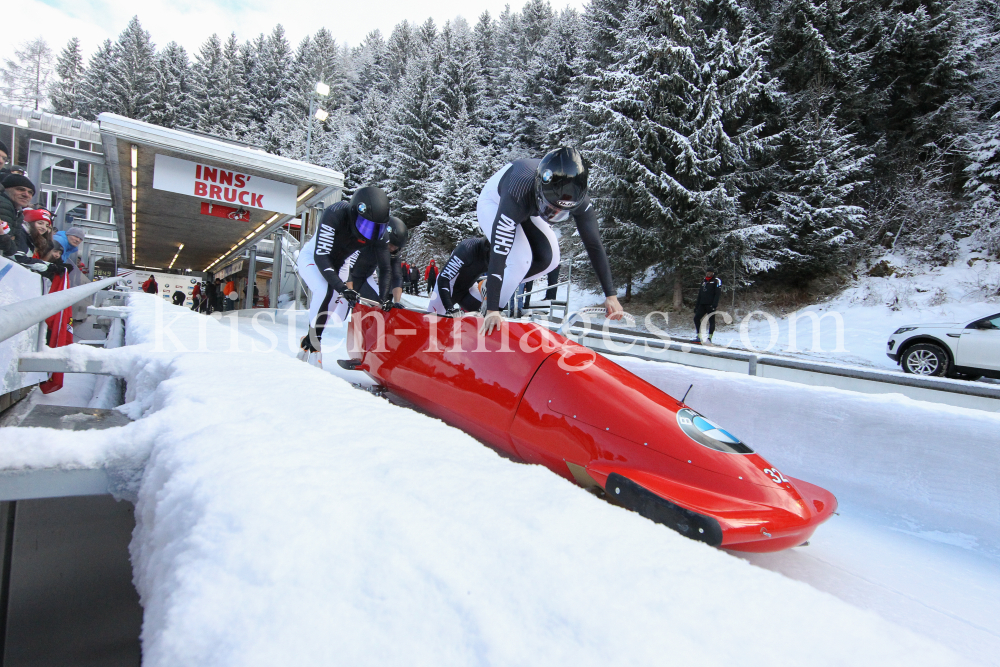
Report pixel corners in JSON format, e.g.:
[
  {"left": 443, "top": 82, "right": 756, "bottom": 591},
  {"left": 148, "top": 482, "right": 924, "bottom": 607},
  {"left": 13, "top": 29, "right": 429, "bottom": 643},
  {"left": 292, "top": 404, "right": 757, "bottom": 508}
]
[
  {"left": 693, "top": 268, "right": 722, "bottom": 344},
  {"left": 142, "top": 274, "right": 158, "bottom": 294},
  {"left": 0, "top": 173, "right": 35, "bottom": 257}
]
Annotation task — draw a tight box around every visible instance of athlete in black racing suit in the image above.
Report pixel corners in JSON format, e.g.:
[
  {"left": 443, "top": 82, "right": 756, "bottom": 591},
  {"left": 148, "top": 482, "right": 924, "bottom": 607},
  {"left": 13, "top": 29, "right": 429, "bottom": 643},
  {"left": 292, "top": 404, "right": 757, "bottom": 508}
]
[
  {"left": 297, "top": 187, "right": 392, "bottom": 351},
  {"left": 349, "top": 216, "right": 409, "bottom": 304},
  {"left": 477, "top": 147, "right": 622, "bottom": 334},
  {"left": 428, "top": 237, "right": 491, "bottom": 315}
]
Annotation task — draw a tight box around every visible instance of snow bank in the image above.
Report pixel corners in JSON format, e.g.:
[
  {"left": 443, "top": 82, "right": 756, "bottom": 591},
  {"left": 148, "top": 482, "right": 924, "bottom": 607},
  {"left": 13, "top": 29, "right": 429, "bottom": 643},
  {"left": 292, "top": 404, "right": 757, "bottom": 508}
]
[
  {"left": 616, "top": 356, "right": 1000, "bottom": 555},
  {"left": 0, "top": 295, "right": 974, "bottom": 666}
]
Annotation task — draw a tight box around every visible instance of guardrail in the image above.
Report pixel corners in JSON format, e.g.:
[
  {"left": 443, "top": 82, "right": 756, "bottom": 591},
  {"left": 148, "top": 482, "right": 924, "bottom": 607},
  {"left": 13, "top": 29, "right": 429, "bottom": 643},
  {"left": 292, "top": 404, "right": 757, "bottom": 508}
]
[
  {"left": 0, "top": 275, "right": 123, "bottom": 344},
  {"left": 537, "top": 315, "right": 1000, "bottom": 413}
]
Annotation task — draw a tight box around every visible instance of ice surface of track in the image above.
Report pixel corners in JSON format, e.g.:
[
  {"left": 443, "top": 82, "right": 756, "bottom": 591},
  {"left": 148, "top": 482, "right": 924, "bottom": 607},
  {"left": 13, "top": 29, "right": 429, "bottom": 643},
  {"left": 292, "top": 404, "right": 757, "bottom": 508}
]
[
  {"left": 3, "top": 299, "right": 993, "bottom": 665},
  {"left": 226, "top": 305, "right": 1000, "bottom": 664},
  {"left": 614, "top": 357, "right": 1000, "bottom": 666}
]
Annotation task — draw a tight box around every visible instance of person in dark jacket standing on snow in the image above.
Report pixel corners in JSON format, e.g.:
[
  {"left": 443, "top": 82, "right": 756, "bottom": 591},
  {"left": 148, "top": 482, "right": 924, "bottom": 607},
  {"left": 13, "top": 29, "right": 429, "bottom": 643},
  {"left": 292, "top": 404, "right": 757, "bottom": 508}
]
[{"left": 693, "top": 268, "right": 722, "bottom": 344}]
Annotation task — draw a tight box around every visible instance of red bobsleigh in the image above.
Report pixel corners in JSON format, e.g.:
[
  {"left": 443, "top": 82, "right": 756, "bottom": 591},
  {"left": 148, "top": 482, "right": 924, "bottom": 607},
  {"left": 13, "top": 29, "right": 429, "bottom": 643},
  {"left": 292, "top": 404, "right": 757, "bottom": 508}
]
[{"left": 345, "top": 304, "right": 837, "bottom": 552}]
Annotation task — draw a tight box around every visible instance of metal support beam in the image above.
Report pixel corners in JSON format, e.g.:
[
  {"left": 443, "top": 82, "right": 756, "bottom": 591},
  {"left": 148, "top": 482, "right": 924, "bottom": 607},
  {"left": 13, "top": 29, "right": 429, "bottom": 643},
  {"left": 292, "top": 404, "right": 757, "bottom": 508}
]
[
  {"left": 43, "top": 185, "right": 112, "bottom": 209},
  {"left": 27, "top": 140, "right": 106, "bottom": 207},
  {"left": 245, "top": 245, "right": 257, "bottom": 310},
  {"left": 270, "top": 233, "right": 283, "bottom": 309},
  {"left": 17, "top": 358, "right": 112, "bottom": 375}
]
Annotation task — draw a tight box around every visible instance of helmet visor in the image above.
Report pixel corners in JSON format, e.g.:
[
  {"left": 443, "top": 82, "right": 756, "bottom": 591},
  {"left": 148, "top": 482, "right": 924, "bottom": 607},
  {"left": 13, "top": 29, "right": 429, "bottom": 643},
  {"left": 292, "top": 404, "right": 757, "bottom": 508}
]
[
  {"left": 355, "top": 215, "right": 387, "bottom": 242},
  {"left": 536, "top": 191, "right": 571, "bottom": 223}
]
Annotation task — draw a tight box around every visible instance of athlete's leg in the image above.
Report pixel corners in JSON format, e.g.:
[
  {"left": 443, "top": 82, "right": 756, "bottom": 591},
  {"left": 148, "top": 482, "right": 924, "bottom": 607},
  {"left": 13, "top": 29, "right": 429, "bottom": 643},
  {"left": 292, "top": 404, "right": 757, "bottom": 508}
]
[
  {"left": 478, "top": 201, "right": 532, "bottom": 307},
  {"left": 427, "top": 287, "right": 446, "bottom": 315},
  {"left": 521, "top": 216, "right": 561, "bottom": 283}
]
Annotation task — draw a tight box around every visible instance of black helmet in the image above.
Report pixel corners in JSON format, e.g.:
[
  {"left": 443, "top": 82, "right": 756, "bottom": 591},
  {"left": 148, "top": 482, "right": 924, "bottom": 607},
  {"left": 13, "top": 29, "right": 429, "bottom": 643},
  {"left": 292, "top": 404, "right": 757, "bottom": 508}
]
[
  {"left": 349, "top": 186, "right": 390, "bottom": 241},
  {"left": 386, "top": 216, "right": 408, "bottom": 249},
  {"left": 535, "top": 147, "right": 588, "bottom": 221}
]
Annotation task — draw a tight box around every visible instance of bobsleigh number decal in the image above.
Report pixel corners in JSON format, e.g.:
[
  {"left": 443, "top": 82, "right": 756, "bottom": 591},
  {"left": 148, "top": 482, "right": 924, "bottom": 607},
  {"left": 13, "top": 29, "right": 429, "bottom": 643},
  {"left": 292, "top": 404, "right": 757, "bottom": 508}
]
[{"left": 762, "top": 468, "right": 790, "bottom": 484}]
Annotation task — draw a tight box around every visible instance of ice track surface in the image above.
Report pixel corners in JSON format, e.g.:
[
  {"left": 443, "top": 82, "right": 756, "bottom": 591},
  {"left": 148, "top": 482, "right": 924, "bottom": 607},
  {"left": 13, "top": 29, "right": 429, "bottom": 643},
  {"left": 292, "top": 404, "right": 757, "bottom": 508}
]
[
  {"left": 226, "top": 306, "right": 1000, "bottom": 665},
  {"left": 2, "top": 298, "right": 990, "bottom": 666}
]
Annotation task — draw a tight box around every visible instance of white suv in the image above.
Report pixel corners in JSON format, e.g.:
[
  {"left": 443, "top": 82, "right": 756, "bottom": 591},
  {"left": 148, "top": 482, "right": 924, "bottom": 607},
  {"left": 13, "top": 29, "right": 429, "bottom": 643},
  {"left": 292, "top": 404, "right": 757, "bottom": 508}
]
[{"left": 887, "top": 312, "right": 1000, "bottom": 380}]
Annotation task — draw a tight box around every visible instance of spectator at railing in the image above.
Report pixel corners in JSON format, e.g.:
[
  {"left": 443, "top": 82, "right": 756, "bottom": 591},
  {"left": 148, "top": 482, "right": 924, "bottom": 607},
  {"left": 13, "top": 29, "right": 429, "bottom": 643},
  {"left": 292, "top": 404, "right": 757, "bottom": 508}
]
[
  {"left": 52, "top": 226, "right": 89, "bottom": 275},
  {"left": 14, "top": 208, "right": 51, "bottom": 257},
  {"left": 0, "top": 173, "right": 35, "bottom": 258}
]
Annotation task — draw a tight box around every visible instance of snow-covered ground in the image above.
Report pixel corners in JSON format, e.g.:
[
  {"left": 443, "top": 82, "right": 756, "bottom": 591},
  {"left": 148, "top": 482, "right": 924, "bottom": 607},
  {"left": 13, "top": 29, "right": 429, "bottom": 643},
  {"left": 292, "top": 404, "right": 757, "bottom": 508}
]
[{"left": 2, "top": 295, "right": 995, "bottom": 665}]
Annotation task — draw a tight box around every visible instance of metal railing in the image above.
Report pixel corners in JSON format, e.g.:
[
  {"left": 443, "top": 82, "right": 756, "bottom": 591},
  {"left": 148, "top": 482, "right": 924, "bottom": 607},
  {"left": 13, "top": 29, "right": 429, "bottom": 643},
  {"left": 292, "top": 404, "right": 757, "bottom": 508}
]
[{"left": 0, "top": 275, "right": 123, "bottom": 344}]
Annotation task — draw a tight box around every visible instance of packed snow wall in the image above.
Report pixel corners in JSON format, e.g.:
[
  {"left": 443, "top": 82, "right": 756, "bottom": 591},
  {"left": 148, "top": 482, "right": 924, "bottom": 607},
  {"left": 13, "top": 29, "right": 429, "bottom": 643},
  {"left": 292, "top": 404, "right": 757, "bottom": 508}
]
[{"left": 619, "top": 358, "right": 1000, "bottom": 552}]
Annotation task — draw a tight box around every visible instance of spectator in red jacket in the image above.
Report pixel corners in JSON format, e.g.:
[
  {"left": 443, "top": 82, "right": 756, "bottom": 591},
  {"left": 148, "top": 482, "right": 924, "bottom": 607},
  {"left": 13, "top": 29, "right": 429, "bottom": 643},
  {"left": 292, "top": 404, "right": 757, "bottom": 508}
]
[
  {"left": 142, "top": 274, "right": 158, "bottom": 294},
  {"left": 424, "top": 259, "right": 438, "bottom": 296}
]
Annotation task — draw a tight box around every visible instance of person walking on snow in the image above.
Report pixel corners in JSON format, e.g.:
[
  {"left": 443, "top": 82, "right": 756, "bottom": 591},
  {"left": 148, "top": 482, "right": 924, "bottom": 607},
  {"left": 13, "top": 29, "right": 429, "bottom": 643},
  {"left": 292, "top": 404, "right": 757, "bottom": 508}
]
[
  {"left": 477, "top": 147, "right": 622, "bottom": 335},
  {"left": 296, "top": 186, "right": 393, "bottom": 352},
  {"left": 693, "top": 268, "right": 722, "bottom": 344}
]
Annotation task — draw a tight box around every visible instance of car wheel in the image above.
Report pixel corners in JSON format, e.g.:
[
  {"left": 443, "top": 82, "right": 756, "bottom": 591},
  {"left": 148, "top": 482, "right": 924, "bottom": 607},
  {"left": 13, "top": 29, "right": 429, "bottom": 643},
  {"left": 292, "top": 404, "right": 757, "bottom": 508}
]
[{"left": 901, "top": 343, "right": 949, "bottom": 377}]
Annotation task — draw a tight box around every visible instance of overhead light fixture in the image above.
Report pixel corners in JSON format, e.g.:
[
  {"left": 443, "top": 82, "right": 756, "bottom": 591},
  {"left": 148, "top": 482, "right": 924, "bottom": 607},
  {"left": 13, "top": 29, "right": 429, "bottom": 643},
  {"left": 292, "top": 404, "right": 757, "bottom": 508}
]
[
  {"left": 204, "top": 214, "right": 283, "bottom": 271},
  {"left": 130, "top": 144, "right": 138, "bottom": 263},
  {"left": 314, "top": 108, "right": 329, "bottom": 122},
  {"left": 297, "top": 186, "right": 316, "bottom": 203},
  {"left": 315, "top": 81, "right": 330, "bottom": 96},
  {"left": 168, "top": 243, "right": 184, "bottom": 269}
]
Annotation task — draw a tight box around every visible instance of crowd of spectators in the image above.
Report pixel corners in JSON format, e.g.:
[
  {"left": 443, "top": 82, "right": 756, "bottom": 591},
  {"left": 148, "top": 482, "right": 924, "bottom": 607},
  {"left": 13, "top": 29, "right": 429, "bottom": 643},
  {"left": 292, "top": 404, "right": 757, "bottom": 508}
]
[{"left": 0, "top": 140, "right": 89, "bottom": 281}]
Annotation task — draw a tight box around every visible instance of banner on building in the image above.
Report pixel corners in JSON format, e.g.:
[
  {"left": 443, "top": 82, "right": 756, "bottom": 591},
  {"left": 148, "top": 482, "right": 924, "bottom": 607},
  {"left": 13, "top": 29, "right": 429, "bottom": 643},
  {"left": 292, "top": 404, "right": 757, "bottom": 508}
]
[{"left": 152, "top": 154, "right": 297, "bottom": 215}]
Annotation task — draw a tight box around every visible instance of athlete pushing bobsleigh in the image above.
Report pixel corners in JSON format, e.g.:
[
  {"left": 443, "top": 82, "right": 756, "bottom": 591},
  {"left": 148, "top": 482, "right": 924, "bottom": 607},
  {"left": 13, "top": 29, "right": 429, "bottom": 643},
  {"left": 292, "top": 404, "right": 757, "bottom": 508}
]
[
  {"left": 476, "top": 147, "right": 623, "bottom": 334},
  {"left": 297, "top": 186, "right": 394, "bottom": 355}
]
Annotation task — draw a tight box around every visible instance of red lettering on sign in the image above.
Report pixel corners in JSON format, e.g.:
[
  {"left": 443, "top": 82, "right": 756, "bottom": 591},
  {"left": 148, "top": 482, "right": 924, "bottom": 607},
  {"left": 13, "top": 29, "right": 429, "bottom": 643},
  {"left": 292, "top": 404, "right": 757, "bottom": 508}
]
[
  {"left": 223, "top": 187, "right": 237, "bottom": 202},
  {"left": 239, "top": 191, "right": 250, "bottom": 205},
  {"left": 196, "top": 165, "right": 202, "bottom": 179},
  {"left": 234, "top": 174, "right": 246, "bottom": 188},
  {"left": 209, "top": 185, "right": 222, "bottom": 199},
  {"left": 203, "top": 167, "right": 217, "bottom": 183},
  {"left": 195, "top": 182, "right": 207, "bottom": 197},
  {"left": 251, "top": 193, "right": 263, "bottom": 207},
  {"left": 220, "top": 171, "right": 233, "bottom": 186}
]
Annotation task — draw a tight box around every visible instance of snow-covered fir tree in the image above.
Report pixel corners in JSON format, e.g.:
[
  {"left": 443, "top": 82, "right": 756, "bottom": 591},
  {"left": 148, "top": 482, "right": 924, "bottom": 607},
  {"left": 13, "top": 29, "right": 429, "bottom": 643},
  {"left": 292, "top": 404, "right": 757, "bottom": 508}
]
[
  {"left": 149, "top": 42, "right": 196, "bottom": 129},
  {"left": 50, "top": 38, "right": 84, "bottom": 117},
  {"left": 585, "top": 0, "right": 776, "bottom": 300},
  {"left": 107, "top": 16, "right": 158, "bottom": 121},
  {"left": 79, "top": 40, "right": 117, "bottom": 120}
]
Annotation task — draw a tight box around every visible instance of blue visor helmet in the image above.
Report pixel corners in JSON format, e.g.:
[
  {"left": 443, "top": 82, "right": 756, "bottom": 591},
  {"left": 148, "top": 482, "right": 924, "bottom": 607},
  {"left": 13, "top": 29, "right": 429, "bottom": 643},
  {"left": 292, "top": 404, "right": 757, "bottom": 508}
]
[{"left": 355, "top": 215, "right": 387, "bottom": 242}]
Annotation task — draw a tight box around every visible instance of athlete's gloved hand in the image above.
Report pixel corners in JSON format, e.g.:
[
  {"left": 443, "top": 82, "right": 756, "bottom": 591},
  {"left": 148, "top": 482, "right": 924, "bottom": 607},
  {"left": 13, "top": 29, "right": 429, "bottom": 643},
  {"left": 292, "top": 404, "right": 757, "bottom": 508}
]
[
  {"left": 342, "top": 288, "right": 360, "bottom": 308},
  {"left": 26, "top": 260, "right": 50, "bottom": 274},
  {"left": 443, "top": 305, "right": 462, "bottom": 318},
  {"left": 380, "top": 298, "right": 395, "bottom": 312},
  {"left": 481, "top": 310, "right": 504, "bottom": 336}
]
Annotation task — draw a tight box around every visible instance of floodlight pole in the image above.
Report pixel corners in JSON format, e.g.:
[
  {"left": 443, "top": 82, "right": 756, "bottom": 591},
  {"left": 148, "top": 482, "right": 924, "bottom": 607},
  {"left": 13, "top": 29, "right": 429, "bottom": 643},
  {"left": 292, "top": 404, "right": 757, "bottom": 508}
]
[{"left": 306, "top": 98, "right": 315, "bottom": 162}]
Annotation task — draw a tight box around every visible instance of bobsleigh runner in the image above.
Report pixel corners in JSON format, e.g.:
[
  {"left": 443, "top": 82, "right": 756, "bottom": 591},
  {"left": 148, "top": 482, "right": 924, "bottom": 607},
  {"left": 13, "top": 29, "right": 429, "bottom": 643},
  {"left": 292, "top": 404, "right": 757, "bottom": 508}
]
[{"left": 340, "top": 302, "right": 836, "bottom": 552}]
